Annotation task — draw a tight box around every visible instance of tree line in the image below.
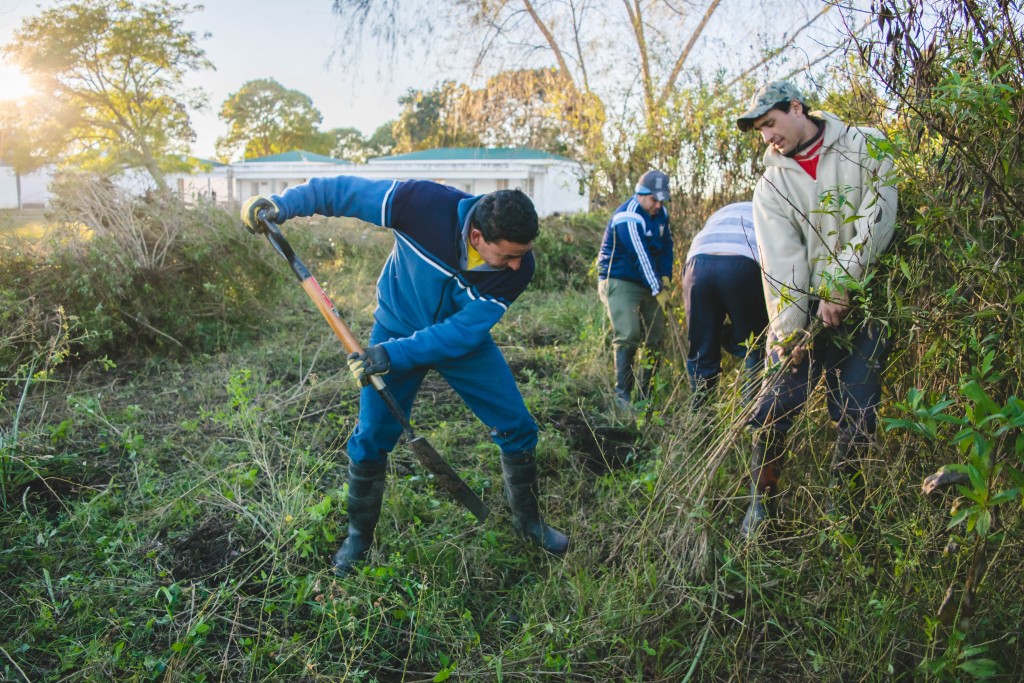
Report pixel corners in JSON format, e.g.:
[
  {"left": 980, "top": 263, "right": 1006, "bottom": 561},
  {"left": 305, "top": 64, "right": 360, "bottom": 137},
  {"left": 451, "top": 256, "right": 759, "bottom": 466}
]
[{"left": 0, "top": 0, "right": 848, "bottom": 206}]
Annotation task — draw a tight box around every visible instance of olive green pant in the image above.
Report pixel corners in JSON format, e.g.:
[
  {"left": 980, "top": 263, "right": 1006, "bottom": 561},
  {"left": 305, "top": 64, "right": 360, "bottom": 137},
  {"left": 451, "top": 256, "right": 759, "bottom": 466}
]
[{"left": 598, "top": 277, "right": 665, "bottom": 351}]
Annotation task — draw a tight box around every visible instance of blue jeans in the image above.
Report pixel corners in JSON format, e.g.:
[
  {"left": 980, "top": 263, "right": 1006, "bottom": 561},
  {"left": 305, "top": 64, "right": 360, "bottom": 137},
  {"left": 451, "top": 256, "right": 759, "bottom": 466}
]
[
  {"left": 748, "top": 315, "right": 890, "bottom": 443},
  {"left": 346, "top": 322, "right": 539, "bottom": 463},
  {"left": 682, "top": 255, "right": 769, "bottom": 394}
]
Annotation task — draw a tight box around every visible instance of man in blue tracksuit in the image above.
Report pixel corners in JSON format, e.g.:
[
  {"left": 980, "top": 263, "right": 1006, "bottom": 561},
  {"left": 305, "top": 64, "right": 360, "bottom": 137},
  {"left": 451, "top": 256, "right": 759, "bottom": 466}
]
[
  {"left": 682, "top": 201, "right": 769, "bottom": 406},
  {"left": 241, "top": 177, "right": 568, "bottom": 575},
  {"left": 596, "top": 170, "right": 674, "bottom": 409}
]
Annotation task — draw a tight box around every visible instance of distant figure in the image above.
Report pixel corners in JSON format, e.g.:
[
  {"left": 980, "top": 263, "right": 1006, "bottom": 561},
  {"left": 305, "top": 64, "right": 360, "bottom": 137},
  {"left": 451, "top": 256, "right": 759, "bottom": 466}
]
[
  {"left": 735, "top": 81, "right": 898, "bottom": 538},
  {"left": 240, "top": 177, "right": 568, "bottom": 575},
  {"left": 596, "top": 170, "right": 675, "bottom": 411},
  {"left": 682, "top": 201, "right": 768, "bottom": 407}
]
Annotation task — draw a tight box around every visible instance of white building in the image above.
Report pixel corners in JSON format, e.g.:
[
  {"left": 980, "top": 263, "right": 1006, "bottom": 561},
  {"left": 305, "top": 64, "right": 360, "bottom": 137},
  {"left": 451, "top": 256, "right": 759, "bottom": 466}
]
[
  {"left": 1, "top": 164, "right": 163, "bottom": 209},
  {"left": 4, "top": 148, "right": 592, "bottom": 217},
  {"left": 178, "top": 147, "right": 591, "bottom": 217},
  {"left": 0, "top": 164, "right": 53, "bottom": 209}
]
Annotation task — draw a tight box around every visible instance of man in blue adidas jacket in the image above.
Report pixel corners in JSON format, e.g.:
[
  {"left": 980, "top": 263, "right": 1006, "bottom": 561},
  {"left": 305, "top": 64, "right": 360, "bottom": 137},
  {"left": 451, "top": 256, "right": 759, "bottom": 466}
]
[
  {"left": 596, "top": 170, "right": 675, "bottom": 409},
  {"left": 241, "top": 177, "right": 568, "bottom": 575}
]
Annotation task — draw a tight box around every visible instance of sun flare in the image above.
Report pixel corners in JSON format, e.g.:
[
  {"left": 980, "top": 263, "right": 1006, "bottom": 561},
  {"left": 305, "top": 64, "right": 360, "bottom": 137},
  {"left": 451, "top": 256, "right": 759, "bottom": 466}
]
[{"left": 0, "top": 63, "right": 34, "bottom": 101}]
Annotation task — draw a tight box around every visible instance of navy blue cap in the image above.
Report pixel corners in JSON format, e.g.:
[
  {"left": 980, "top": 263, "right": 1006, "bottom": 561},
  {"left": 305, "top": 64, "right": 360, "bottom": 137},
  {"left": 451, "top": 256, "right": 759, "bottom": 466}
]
[{"left": 635, "top": 170, "right": 670, "bottom": 202}]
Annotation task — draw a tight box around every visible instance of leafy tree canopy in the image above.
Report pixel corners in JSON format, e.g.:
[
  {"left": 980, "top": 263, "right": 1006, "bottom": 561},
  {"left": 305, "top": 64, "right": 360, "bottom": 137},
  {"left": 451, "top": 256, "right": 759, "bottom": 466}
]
[
  {"left": 2, "top": 0, "right": 211, "bottom": 190},
  {"left": 216, "top": 78, "right": 327, "bottom": 161},
  {"left": 366, "top": 122, "right": 396, "bottom": 157},
  {"left": 392, "top": 81, "right": 481, "bottom": 153}
]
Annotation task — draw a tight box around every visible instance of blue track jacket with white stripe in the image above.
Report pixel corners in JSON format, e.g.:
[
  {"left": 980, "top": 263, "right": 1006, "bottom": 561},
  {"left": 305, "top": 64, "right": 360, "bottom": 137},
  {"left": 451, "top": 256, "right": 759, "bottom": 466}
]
[
  {"left": 596, "top": 196, "right": 673, "bottom": 294},
  {"left": 269, "top": 177, "right": 534, "bottom": 373}
]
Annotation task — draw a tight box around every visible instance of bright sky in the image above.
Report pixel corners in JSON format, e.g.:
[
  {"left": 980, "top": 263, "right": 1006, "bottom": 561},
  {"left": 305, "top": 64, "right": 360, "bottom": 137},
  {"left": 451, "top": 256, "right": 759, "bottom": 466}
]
[
  {"left": 2, "top": 0, "right": 856, "bottom": 162},
  {"left": 0, "top": 0, "right": 435, "bottom": 158}
]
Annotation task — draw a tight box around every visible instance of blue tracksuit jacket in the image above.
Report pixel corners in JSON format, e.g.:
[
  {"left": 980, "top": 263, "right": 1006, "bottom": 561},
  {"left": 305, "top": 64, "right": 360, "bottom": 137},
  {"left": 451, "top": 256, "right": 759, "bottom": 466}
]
[
  {"left": 596, "top": 196, "right": 673, "bottom": 294},
  {"left": 270, "top": 176, "right": 534, "bottom": 370}
]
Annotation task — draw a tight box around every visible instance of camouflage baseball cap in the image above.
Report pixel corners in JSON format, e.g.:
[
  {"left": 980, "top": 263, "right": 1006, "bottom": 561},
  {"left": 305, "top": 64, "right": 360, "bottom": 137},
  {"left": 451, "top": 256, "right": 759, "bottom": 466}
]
[
  {"left": 635, "top": 169, "right": 670, "bottom": 202},
  {"left": 736, "top": 81, "right": 805, "bottom": 132}
]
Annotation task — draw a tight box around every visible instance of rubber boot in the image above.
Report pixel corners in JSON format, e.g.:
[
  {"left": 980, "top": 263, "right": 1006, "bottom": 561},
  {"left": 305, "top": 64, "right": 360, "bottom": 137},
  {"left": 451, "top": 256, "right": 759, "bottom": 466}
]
[
  {"left": 332, "top": 459, "right": 387, "bottom": 575},
  {"left": 824, "top": 433, "right": 867, "bottom": 523},
  {"left": 740, "top": 429, "right": 785, "bottom": 540},
  {"left": 501, "top": 451, "right": 569, "bottom": 556},
  {"left": 613, "top": 346, "right": 637, "bottom": 410}
]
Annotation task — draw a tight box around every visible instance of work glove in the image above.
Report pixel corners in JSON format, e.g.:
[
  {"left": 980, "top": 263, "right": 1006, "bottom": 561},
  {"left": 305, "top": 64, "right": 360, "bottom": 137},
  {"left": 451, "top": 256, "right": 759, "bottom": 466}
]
[
  {"left": 347, "top": 345, "right": 391, "bottom": 386},
  {"left": 655, "top": 276, "right": 672, "bottom": 308},
  {"left": 240, "top": 195, "right": 279, "bottom": 235}
]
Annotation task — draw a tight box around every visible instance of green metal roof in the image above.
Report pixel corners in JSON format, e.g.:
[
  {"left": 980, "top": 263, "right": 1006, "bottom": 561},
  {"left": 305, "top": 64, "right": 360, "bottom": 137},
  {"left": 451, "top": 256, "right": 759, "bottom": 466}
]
[
  {"left": 242, "top": 150, "right": 351, "bottom": 164},
  {"left": 374, "top": 147, "right": 573, "bottom": 162}
]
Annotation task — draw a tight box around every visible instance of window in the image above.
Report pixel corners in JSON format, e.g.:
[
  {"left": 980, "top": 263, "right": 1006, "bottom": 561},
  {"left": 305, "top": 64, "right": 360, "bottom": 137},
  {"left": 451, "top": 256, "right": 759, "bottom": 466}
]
[{"left": 496, "top": 179, "right": 509, "bottom": 190}]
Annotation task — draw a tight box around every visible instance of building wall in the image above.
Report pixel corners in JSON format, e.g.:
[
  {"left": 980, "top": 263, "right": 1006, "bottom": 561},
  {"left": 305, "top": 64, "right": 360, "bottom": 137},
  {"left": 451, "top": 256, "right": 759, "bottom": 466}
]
[
  {"left": 28, "top": 156, "right": 592, "bottom": 217},
  {"left": 176, "top": 174, "right": 231, "bottom": 204},
  {"left": 534, "top": 164, "right": 589, "bottom": 216},
  {"left": 0, "top": 167, "right": 18, "bottom": 209},
  {"left": 18, "top": 167, "right": 53, "bottom": 208}
]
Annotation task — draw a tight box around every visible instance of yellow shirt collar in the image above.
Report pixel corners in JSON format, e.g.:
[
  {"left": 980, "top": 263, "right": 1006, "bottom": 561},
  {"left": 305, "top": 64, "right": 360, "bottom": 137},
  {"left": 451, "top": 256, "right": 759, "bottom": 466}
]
[{"left": 466, "top": 239, "right": 485, "bottom": 270}]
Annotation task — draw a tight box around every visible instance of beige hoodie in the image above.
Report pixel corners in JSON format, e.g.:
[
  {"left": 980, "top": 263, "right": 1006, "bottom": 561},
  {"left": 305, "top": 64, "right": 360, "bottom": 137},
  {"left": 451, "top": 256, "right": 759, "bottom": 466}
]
[{"left": 753, "top": 111, "right": 898, "bottom": 340}]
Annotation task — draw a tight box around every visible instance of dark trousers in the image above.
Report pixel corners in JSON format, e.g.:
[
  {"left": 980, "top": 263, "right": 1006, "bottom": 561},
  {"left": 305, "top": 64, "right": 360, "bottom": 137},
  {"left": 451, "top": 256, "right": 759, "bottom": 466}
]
[
  {"left": 748, "top": 316, "right": 890, "bottom": 443},
  {"left": 683, "top": 255, "right": 769, "bottom": 391}
]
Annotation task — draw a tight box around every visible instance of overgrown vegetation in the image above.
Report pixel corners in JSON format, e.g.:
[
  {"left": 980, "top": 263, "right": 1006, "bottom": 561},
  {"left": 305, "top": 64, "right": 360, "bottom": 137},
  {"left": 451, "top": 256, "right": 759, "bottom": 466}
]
[
  {"left": 0, "top": 172, "right": 308, "bottom": 367},
  {"left": 2, "top": 2, "right": 1024, "bottom": 681}
]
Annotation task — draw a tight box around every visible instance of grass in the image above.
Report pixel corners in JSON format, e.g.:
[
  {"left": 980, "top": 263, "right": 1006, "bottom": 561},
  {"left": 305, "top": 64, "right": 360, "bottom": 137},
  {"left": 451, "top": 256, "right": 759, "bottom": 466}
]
[
  {"left": 0, "top": 208, "right": 49, "bottom": 241},
  {"left": 0, "top": 213, "right": 1022, "bottom": 682}
]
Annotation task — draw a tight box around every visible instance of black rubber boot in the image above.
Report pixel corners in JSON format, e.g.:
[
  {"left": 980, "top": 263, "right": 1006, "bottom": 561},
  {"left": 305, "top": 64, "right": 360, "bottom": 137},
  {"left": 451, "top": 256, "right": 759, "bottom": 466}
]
[
  {"left": 740, "top": 429, "right": 785, "bottom": 540},
  {"left": 824, "top": 432, "right": 867, "bottom": 522},
  {"left": 613, "top": 346, "right": 637, "bottom": 408},
  {"left": 501, "top": 451, "right": 569, "bottom": 556},
  {"left": 332, "top": 459, "right": 387, "bottom": 576}
]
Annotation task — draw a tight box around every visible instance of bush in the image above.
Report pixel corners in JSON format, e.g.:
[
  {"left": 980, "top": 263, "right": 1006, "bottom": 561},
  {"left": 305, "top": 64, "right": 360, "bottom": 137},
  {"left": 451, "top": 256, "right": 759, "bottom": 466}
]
[
  {"left": 531, "top": 211, "right": 605, "bottom": 291},
  {"left": 0, "top": 173, "right": 299, "bottom": 366}
]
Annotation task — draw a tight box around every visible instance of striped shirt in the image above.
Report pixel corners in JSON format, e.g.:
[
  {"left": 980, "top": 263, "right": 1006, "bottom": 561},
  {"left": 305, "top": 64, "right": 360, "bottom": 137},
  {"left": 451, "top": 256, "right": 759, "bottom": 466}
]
[{"left": 686, "top": 201, "right": 760, "bottom": 263}]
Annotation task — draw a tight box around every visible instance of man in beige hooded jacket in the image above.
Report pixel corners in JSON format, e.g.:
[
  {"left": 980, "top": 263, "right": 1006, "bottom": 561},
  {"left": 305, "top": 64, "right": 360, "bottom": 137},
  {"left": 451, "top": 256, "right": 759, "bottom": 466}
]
[{"left": 735, "top": 81, "right": 898, "bottom": 538}]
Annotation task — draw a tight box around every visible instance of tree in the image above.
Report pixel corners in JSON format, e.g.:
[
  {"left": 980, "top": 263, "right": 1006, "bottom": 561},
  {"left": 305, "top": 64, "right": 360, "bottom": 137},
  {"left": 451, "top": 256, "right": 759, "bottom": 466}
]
[
  {"left": 391, "top": 82, "right": 481, "bottom": 153},
  {"left": 366, "top": 122, "right": 396, "bottom": 158},
  {"left": 331, "top": 0, "right": 839, "bottom": 199},
  {"left": 216, "top": 78, "right": 328, "bottom": 160},
  {"left": 456, "top": 68, "right": 604, "bottom": 158},
  {"left": 320, "top": 123, "right": 396, "bottom": 162},
  {"left": 0, "top": 101, "right": 28, "bottom": 170},
  {"left": 2, "top": 0, "right": 211, "bottom": 191}
]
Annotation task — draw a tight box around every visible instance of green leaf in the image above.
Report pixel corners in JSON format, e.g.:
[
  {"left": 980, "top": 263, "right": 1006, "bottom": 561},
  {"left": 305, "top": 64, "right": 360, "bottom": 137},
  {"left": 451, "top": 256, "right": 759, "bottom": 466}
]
[
  {"left": 899, "top": 258, "right": 912, "bottom": 281},
  {"left": 975, "top": 508, "right": 991, "bottom": 537},
  {"left": 967, "top": 463, "right": 988, "bottom": 492},
  {"left": 989, "top": 488, "right": 1020, "bottom": 506},
  {"left": 958, "top": 658, "right": 998, "bottom": 677},
  {"left": 962, "top": 380, "right": 1000, "bottom": 420}
]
